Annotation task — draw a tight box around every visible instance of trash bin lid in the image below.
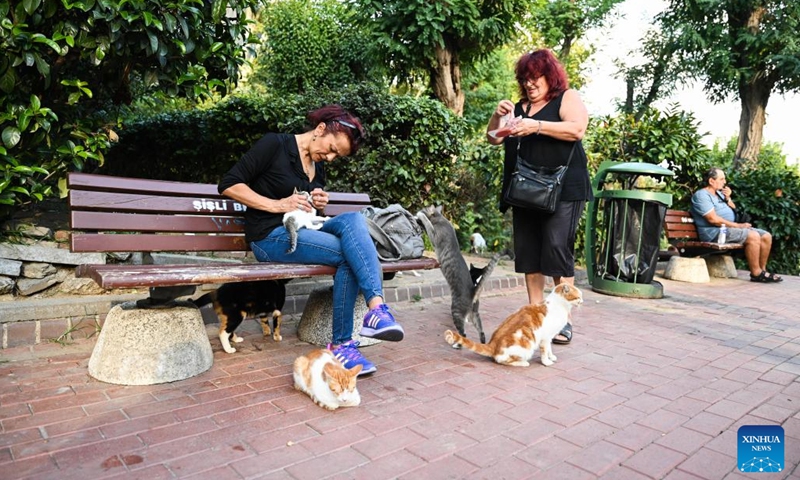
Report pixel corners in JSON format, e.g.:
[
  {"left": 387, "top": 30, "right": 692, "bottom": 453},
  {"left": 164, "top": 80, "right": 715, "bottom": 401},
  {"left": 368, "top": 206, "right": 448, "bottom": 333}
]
[{"left": 599, "top": 161, "right": 674, "bottom": 178}]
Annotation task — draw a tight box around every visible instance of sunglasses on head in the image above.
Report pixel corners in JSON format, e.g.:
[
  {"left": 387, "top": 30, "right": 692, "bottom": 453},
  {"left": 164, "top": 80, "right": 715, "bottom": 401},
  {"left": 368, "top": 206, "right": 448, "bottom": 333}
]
[{"left": 336, "top": 119, "right": 363, "bottom": 141}]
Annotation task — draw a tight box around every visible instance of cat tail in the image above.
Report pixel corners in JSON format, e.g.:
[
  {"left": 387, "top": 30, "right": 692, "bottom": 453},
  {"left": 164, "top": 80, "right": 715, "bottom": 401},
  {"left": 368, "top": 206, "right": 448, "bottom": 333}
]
[
  {"left": 190, "top": 292, "right": 216, "bottom": 308},
  {"left": 285, "top": 216, "right": 299, "bottom": 253},
  {"left": 444, "top": 330, "right": 493, "bottom": 357},
  {"left": 472, "top": 253, "right": 501, "bottom": 301}
]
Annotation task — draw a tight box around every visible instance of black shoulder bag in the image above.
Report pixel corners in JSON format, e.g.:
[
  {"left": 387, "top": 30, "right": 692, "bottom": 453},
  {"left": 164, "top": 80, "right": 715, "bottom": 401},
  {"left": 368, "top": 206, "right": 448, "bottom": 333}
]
[{"left": 503, "top": 107, "right": 577, "bottom": 213}]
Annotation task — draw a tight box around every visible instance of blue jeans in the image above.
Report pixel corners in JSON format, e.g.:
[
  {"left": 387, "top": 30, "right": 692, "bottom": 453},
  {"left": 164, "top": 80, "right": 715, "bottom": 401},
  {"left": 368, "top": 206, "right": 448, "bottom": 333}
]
[{"left": 250, "top": 212, "right": 383, "bottom": 344}]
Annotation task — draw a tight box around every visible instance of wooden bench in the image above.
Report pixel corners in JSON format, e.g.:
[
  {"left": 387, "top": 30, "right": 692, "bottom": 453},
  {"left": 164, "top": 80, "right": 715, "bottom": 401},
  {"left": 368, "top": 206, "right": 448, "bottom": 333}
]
[
  {"left": 68, "top": 172, "right": 439, "bottom": 306},
  {"left": 663, "top": 209, "right": 744, "bottom": 257}
]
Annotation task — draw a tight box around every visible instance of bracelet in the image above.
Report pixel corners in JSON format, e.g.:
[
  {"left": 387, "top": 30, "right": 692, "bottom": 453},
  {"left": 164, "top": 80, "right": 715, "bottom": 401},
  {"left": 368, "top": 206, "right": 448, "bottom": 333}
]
[{"left": 536, "top": 120, "right": 542, "bottom": 135}]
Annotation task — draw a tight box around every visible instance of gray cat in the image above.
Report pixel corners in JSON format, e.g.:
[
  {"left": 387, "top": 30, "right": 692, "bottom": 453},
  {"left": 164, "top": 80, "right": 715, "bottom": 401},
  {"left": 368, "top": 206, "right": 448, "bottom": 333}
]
[{"left": 416, "top": 205, "right": 499, "bottom": 344}]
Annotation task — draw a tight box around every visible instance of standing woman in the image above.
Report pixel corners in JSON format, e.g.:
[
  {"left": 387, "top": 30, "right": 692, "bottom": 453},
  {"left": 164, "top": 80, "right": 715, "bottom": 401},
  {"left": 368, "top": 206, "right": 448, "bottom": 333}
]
[
  {"left": 486, "top": 49, "right": 592, "bottom": 345},
  {"left": 218, "top": 105, "right": 404, "bottom": 375}
]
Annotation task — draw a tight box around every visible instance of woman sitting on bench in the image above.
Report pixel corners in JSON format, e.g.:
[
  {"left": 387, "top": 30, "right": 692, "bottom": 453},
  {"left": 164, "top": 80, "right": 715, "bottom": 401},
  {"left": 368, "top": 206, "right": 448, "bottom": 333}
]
[
  {"left": 690, "top": 167, "right": 782, "bottom": 283},
  {"left": 218, "top": 105, "right": 404, "bottom": 375}
]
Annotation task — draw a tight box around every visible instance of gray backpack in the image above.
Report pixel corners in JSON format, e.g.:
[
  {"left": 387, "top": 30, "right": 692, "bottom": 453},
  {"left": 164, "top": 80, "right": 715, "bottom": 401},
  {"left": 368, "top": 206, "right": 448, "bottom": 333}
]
[{"left": 361, "top": 204, "right": 425, "bottom": 261}]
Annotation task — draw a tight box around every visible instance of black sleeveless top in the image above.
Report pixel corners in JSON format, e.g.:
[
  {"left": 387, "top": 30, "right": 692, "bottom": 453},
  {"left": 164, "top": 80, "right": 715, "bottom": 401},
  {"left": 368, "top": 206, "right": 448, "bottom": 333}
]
[{"left": 500, "top": 91, "right": 593, "bottom": 211}]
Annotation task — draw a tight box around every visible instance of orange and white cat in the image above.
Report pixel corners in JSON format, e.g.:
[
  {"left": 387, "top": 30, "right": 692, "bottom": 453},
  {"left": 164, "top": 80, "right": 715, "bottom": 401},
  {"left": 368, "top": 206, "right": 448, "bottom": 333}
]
[
  {"left": 444, "top": 283, "right": 583, "bottom": 366},
  {"left": 292, "top": 349, "right": 363, "bottom": 410}
]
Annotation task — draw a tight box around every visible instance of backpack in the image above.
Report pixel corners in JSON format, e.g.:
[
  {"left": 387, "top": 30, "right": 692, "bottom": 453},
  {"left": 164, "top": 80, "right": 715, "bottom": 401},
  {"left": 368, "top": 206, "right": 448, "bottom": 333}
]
[{"left": 360, "top": 204, "right": 425, "bottom": 261}]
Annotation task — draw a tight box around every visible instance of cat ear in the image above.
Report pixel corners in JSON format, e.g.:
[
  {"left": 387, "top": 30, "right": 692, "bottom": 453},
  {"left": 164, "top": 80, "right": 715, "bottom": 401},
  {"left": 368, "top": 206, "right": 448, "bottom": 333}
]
[
  {"left": 435, "top": 205, "right": 443, "bottom": 214},
  {"left": 350, "top": 364, "right": 363, "bottom": 375},
  {"left": 322, "top": 363, "right": 338, "bottom": 380}
]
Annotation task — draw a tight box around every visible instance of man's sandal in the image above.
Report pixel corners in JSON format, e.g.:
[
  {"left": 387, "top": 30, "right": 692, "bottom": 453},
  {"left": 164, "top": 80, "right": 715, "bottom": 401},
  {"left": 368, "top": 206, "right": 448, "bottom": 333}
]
[
  {"left": 553, "top": 323, "right": 572, "bottom": 345},
  {"left": 750, "top": 271, "right": 783, "bottom": 283}
]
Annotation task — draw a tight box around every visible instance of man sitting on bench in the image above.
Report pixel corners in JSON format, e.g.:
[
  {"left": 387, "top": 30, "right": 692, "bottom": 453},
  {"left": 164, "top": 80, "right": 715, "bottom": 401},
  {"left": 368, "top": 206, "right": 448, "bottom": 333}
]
[{"left": 690, "top": 167, "right": 782, "bottom": 283}]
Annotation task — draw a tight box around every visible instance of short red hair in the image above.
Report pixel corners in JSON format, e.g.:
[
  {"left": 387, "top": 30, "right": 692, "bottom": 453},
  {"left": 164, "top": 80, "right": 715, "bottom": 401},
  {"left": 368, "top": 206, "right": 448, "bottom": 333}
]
[{"left": 515, "top": 49, "right": 569, "bottom": 102}]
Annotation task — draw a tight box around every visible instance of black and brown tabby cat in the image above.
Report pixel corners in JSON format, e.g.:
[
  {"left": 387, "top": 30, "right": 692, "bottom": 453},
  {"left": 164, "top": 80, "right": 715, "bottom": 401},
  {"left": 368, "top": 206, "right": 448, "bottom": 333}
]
[
  {"left": 192, "top": 279, "right": 289, "bottom": 353},
  {"left": 445, "top": 283, "right": 583, "bottom": 366},
  {"left": 416, "top": 205, "right": 499, "bottom": 343}
]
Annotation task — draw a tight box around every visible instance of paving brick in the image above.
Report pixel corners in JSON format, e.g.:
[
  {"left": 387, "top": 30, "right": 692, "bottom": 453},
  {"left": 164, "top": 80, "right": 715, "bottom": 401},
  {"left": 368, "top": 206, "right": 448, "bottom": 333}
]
[
  {"left": 99, "top": 412, "right": 179, "bottom": 439},
  {"left": 597, "top": 465, "right": 652, "bottom": 479},
  {"left": 1, "top": 454, "right": 59, "bottom": 480},
  {"left": 515, "top": 436, "right": 582, "bottom": 471},
  {"left": 49, "top": 434, "right": 145, "bottom": 475},
  {"left": 677, "top": 447, "right": 736, "bottom": 479},
  {"left": 565, "top": 440, "right": 633, "bottom": 477},
  {"left": 684, "top": 412, "right": 736, "bottom": 436},
  {"left": 6, "top": 322, "right": 37, "bottom": 348},
  {"left": 464, "top": 455, "right": 540, "bottom": 479},
  {"left": 180, "top": 465, "right": 246, "bottom": 480},
  {"left": 340, "top": 448, "right": 427, "bottom": 480},
  {"left": 605, "top": 422, "right": 664, "bottom": 452},
  {"left": 541, "top": 402, "right": 598, "bottom": 428},
  {"left": 231, "top": 442, "right": 314, "bottom": 478},
  {"left": 285, "top": 446, "right": 369, "bottom": 479},
  {"left": 459, "top": 413, "right": 521, "bottom": 442},
  {"left": 407, "top": 411, "right": 472, "bottom": 439},
  {"left": 122, "top": 396, "right": 197, "bottom": 419},
  {"left": 636, "top": 408, "right": 690, "bottom": 433},
  {"left": 295, "top": 423, "right": 373, "bottom": 457},
  {"left": 165, "top": 443, "right": 255, "bottom": 477},
  {"left": 12, "top": 428, "right": 104, "bottom": 459},
  {"left": 454, "top": 435, "right": 525, "bottom": 468},
  {"left": 655, "top": 426, "right": 714, "bottom": 455},
  {"left": 137, "top": 417, "right": 218, "bottom": 446},
  {"left": 664, "top": 396, "right": 712, "bottom": 417},
  {"left": 81, "top": 392, "right": 156, "bottom": 416},
  {"left": 405, "top": 431, "right": 477, "bottom": 462},
  {"left": 556, "top": 418, "right": 618, "bottom": 448},
  {"left": 622, "top": 443, "right": 688, "bottom": 478},
  {"left": 398, "top": 453, "right": 478, "bottom": 480},
  {"left": 2, "top": 406, "right": 86, "bottom": 433},
  {"left": 625, "top": 392, "right": 671, "bottom": 414},
  {"left": 749, "top": 403, "right": 795, "bottom": 423}
]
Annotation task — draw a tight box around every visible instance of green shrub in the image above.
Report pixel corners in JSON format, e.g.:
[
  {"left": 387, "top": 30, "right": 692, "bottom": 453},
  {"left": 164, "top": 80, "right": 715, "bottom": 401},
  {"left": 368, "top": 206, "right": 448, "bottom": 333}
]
[{"left": 104, "top": 84, "right": 466, "bottom": 213}]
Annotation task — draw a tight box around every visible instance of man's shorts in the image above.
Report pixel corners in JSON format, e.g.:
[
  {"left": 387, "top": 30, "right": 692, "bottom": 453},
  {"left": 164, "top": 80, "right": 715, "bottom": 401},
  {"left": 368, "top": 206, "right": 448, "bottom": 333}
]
[{"left": 725, "top": 227, "right": 768, "bottom": 243}]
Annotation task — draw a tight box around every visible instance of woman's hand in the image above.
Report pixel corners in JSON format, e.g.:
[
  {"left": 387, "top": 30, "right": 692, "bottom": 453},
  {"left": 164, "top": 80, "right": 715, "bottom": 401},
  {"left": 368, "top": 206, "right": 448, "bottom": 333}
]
[
  {"left": 310, "top": 188, "right": 329, "bottom": 211},
  {"left": 283, "top": 192, "right": 313, "bottom": 213},
  {"left": 510, "top": 118, "right": 541, "bottom": 137},
  {"left": 494, "top": 99, "right": 515, "bottom": 118}
]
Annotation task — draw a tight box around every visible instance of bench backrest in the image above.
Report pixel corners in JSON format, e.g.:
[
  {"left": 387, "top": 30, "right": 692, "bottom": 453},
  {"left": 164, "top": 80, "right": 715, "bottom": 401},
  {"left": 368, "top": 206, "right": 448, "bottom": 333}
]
[
  {"left": 663, "top": 209, "right": 699, "bottom": 241},
  {"left": 68, "top": 173, "right": 371, "bottom": 253}
]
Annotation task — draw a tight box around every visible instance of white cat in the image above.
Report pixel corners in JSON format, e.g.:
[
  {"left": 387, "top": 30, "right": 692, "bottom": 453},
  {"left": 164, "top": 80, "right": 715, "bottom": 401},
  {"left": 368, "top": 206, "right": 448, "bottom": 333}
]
[
  {"left": 293, "top": 349, "right": 362, "bottom": 410},
  {"left": 470, "top": 232, "right": 487, "bottom": 254},
  {"left": 283, "top": 189, "right": 330, "bottom": 253}
]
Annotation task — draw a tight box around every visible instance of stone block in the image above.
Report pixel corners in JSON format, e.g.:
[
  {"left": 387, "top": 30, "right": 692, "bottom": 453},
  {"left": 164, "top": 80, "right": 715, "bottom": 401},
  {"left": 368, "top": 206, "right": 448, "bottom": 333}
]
[
  {"left": 297, "top": 286, "right": 380, "bottom": 347},
  {"left": 88, "top": 302, "right": 213, "bottom": 385},
  {"left": 662, "top": 257, "right": 710, "bottom": 283},
  {"left": 706, "top": 255, "right": 738, "bottom": 278},
  {"left": 4, "top": 321, "right": 36, "bottom": 348},
  {"left": 0, "top": 243, "right": 105, "bottom": 266},
  {"left": 16, "top": 275, "right": 58, "bottom": 296},
  {"left": 0, "top": 258, "right": 22, "bottom": 276},
  {"left": 21, "top": 262, "right": 57, "bottom": 279},
  {"left": 0, "top": 276, "right": 14, "bottom": 295}
]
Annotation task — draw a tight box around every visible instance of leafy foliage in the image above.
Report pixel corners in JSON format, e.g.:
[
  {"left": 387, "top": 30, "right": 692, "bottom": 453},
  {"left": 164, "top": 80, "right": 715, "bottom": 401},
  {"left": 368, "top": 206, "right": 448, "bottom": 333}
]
[
  {"left": 103, "top": 84, "right": 466, "bottom": 213},
  {"left": 249, "top": 0, "right": 383, "bottom": 95},
  {"left": 651, "top": 1, "right": 800, "bottom": 167},
  {"left": 0, "top": 0, "right": 259, "bottom": 217},
  {"left": 351, "top": 0, "right": 530, "bottom": 113},
  {"left": 585, "top": 106, "right": 712, "bottom": 201}
]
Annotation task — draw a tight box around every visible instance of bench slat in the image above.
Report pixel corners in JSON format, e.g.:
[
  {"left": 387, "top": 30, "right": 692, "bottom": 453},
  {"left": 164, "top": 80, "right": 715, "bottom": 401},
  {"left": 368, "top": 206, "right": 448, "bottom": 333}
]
[
  {"left": 70, "top": 190, "right": 245, "bottom": 215},
  {"left": 72, "top": 233, "right": 247, "bottom": 252},
  {"left": 69, "top": 173, "right": 222, "bottom": 197},
  {"left": 71, "top": 211, "right": 245, "bottom": 233},
  {"left": 75, "top": 257, "right": 440, "bottom": 289}
]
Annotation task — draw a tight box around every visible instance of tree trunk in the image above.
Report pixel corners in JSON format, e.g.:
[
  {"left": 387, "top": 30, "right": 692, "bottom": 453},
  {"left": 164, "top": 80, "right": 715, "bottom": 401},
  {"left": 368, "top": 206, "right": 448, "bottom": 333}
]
[
  {"left": 733, "top": 74, "right": 771, "bottom": 170},
  {"left": 430, "top": 45, "right": 464, "bottom": 116}
]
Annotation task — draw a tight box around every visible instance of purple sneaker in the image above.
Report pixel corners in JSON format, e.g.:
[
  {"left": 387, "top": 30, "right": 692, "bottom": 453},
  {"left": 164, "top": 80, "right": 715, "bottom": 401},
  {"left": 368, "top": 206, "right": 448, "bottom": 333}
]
[
  {"left": 328, "top": 340, "right": 376, "bottom": 376},
  {"left": 360, "top": 304, "right": 404, "bottom": 341}
]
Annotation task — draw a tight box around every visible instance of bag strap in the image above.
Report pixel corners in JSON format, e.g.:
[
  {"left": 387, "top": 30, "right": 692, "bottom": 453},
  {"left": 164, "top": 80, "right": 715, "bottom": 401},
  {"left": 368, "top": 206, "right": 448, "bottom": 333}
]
[{"left": 516, "top": 101, "right": 577, "bottom": 168}]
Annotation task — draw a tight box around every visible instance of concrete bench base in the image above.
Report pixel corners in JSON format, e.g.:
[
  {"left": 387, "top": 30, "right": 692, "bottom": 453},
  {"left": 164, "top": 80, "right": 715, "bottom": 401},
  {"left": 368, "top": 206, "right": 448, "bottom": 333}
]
[
  {"left": 88, "top": 302, "right": 213, "bottom": 385},
  {"left": 663, "top": 257, "right": 710, "bottom": 283},
  {"left": 297, "top": 286, "right": 381, "bottom": 347},
  {"left": 706, "top": 255, "right": 738, "bottom": 278}
]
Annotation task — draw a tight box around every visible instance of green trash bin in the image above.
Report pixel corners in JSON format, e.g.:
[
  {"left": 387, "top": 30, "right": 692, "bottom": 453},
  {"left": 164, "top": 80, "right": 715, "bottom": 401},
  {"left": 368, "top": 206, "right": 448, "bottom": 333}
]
[{"left": 584, "top": 161, "right": 674, "bottom": 298}]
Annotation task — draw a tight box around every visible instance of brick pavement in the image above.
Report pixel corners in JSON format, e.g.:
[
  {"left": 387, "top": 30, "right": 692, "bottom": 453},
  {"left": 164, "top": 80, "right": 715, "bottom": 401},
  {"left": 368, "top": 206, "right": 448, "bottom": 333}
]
[{"left": 1, "top": 270, "right": 799, "bottom": 479}]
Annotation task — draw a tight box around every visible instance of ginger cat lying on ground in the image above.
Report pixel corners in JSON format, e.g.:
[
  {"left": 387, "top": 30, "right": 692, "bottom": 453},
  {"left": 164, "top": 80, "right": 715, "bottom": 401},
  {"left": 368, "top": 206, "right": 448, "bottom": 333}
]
[
  {"left": 444, "top": 283, "right": 583, "bottom": 366},
  {"left": 293, "top": 349, "right": 362, "bottom": 410}
]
